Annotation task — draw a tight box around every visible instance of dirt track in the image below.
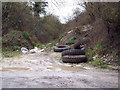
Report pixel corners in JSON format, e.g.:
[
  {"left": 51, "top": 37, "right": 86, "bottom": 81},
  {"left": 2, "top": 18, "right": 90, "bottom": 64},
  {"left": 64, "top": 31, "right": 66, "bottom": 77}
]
[{"left": 0, "top": 50, "right": 118, "bottom": 88}]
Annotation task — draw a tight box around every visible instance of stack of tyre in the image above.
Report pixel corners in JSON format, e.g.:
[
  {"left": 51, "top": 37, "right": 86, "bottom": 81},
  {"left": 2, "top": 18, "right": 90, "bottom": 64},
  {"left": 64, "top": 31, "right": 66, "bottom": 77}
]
[
  {"left": 62, "top": 38, "right": 88, "bottom": 63},
  {"left": 53, "top": 45, "right": 71, "bottom": 52}
]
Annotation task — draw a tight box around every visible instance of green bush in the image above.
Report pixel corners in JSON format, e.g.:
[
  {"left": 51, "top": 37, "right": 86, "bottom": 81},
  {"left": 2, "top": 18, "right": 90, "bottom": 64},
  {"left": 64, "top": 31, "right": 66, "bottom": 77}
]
[
  {"left": 59, "top": 34, "right": 65, "bottom": 41},
  {"left": 110, "top": 51, "right": 116, "bottom": 56},
  {"left": 8, "top": 36, "right": 14, "bottom": 42},
  {"left": 118, "top": 59, "right": 120, "bottom": 65},
  {"left": 13, "top": 45, "right": 20, "bottom": 50},
  {"left": 22, "top": 40, "right": 28, "bottom": 44},
  {"left": 94, "top": 42, "right": 105, "bottom": 52},
  {"left": 12, "top": 31, "right": 18, "bottom": 35},
  {"left": 2, "top": 38, "right": 6, "bottom": 43},
  {"left": 100, "top": 65, "right": 109, "bottom": 69},
  {"left": 36, "top": 43, "right": 43, "bottom": 49},
  {"left": 89, "top": 59, "right": 105, "bottom": 66},
  {"left": 66, "top": 40, "right": 74, "bottom": 45},
  {"left": 65, "top": 36, "right": 76, "bottom": 45},
  {"left": 79, "top": 37, "right": 82, "bottom": 40},
  {"left": 23, "top": 31, "right": 30, "bottom": 39},
  {"left": 78, "top": 31, "right": 81, "bottom": 34},
  {"left": 32, "top": 41, "right": 35, "bottom": 46},
  {"left": 86, "top": 42, "right": 105, "bottom": 61},
  {"left": 71, "top": 36, "right": 76, "bottom": 41},
  {"left": 86, "top": 49, "right": 95, "bottom": 61}
]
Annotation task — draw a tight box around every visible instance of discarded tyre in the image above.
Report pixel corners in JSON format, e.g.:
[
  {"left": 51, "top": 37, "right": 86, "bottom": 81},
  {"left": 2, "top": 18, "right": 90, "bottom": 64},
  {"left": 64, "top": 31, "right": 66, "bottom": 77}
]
[
  {"left": 74, "top": 37, "right": 89, "bottom": 49},
  {"left": 53, "top": 45, "right": 71, "bottom": 52},
  {"left": 62, "top": 55, "right": 87, "bottom": 63},
  {"left": 62, "top": 49, "right": 85, "bottom": 56}
]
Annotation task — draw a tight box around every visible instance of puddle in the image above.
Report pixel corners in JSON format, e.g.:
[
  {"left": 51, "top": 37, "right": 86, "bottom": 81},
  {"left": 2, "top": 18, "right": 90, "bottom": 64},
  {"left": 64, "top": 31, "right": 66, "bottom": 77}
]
[
  {"left": 0, "top": 67, "right": 29, "bottom": 72},
  {"left": 47, "top": 65, "right": 86, "bottom": 71}
]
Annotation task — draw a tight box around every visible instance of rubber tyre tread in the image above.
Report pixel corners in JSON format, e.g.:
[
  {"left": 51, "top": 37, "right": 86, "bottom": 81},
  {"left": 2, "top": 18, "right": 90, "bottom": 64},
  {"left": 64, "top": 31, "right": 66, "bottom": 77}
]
[
  {"left": 74, "top": 40, "right": 82, "bottom": 49},
  {"left": 62, "top": 49, "right": 85, "bottom": 56},
  {"left": 62, "top": 55, "right": 87, "bottom": 63},
  {"left": 53, "top": 45, "right": 71, "bottom": 52},
  {"left": 74, "top": 37, "right": 89, "bottom": 49}
]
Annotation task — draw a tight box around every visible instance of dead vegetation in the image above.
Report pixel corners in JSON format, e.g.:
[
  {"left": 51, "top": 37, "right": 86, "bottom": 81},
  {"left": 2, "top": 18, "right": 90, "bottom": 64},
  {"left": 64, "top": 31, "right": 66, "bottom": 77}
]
[
  {"left": 60, "top": 2, "right": 120, "bottom": 67},
  {"left": 2, "top": 2, "right": 62, "bottom": 50}
]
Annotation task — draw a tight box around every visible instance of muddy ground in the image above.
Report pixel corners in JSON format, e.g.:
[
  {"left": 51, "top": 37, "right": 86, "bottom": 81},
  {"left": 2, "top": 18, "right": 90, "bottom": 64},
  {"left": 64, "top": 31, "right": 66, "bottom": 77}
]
[{"left": 0, "top": 50, "right": 118, "bottom": 88}]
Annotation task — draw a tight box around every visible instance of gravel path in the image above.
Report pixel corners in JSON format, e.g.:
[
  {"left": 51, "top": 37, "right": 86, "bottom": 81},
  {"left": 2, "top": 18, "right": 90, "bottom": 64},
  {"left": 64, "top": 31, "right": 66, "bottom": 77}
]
[{"left": 0, "top": 50, "right": 118, "bottom": 88}]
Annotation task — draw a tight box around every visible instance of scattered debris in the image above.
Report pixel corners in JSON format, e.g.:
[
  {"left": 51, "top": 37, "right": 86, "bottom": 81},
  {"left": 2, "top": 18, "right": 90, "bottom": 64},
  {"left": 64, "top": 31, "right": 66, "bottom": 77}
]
[
  {"left": 68, "top": 30, "right": 73, "bottom": 34},
  {"left": 39, "top": 49, "right": 44, "bottom": 52},
  {"left": 29, "top": 47, "right": 38, "bottom": 53},
  {"left": 47, "top": 43, "right": 52, "bottom": 45},
  {"left": 21, "top": 47, "right": 29, "bottom": 54},
  {"left": 54, "top": 43, "right": 59, "bottom": 46},
  {"left": 21, "top": 47, "right": 43, "bottom": 54},
  {"left": 93, "top": 55, "right": 98, "bottom": 60}
]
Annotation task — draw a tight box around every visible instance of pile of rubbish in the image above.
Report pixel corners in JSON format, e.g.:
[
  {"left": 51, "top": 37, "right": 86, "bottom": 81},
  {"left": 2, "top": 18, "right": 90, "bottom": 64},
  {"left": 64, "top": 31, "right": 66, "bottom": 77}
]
[
  {"left": 21, "top": 47, "right": 44, "bottom": 54},
  {"left": 53, "top": 37, "right": 89, "bottom": 63}
]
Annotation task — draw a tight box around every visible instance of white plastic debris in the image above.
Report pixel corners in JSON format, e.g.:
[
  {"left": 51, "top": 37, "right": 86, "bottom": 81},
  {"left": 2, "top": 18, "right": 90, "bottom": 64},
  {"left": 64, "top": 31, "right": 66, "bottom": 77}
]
[
  {"left": 54, "top": 43, "right": 59, "bottom": 46},
  {"left": 39, "top": 49, "right": 44, "bottom": 52},
  {"left": 68, "top": 30, "right": 73, "bottom": 34},
  {"left": 29, "top": 47, "right": 38, "bottom": 53},
  {"left": 47, "top": 43, "right": 51, "bottom": 45},
  {"left": 21, "top": 47, "right": 29, "bottom": 54}
]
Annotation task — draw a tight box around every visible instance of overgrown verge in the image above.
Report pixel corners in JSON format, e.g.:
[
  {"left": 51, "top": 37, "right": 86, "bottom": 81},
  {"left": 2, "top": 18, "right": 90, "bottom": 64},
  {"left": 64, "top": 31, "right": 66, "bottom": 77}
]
[
  {"left": 2, "top": 2, "right": 62, "bottom": 54},
  {"left": 60, "top": 2, "right": 119, "bottom": 69}
]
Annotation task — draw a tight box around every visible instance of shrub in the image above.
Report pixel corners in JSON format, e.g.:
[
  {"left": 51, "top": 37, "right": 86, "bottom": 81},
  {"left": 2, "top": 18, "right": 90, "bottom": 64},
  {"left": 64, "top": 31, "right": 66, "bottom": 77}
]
[
  {"left": 100, "top": 65, "right": 109, "bottom": 69},
  {"left": 110, "top": 51, "right": 116, "bottom": 56},
  {"left": 89, "top": 59, "right": 105, "bottom": 66},
  {"left": 65, "top": 36, "right": 76, "bottom": 45},
  {"left": 71, "top": 36, "right": 76, "bottom": 41},
  {"left": 22, "top": 40, "right": 28, "bottom": 44},
  {"left": 118, "top": 59, "right": 120, "bottom": 65},
  {"left": 13, "top": 45, "right": 20, "bottom": 50},
  {"left": 8, "top": 36, "right": 14, "bottom": 42},
  {"left": 59, "top": 34, "right": 65, "bottom": 41},
  {"left": 86, "top": 49, "right": 95, "bottom": 61},
  {"left": 2, "top": 38, "right": 6, "bottom": 44},
  {"left": 94, "top": 42, "right": 105, "bottom": 54},
  {"left": 86, "top": 42, "right": 105, "bottom": 61},
  {"left": 66, "top": 40, "right": 74, "bottom": 45},
  {"left": 32, "top": 41, "right": 35, "bottom": 46},
  {"left": 79, "top": 37, "right": 82, "bottom": 40},
  {"left": 23, "top": 31, "right": 30, "bottom": 39}
]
